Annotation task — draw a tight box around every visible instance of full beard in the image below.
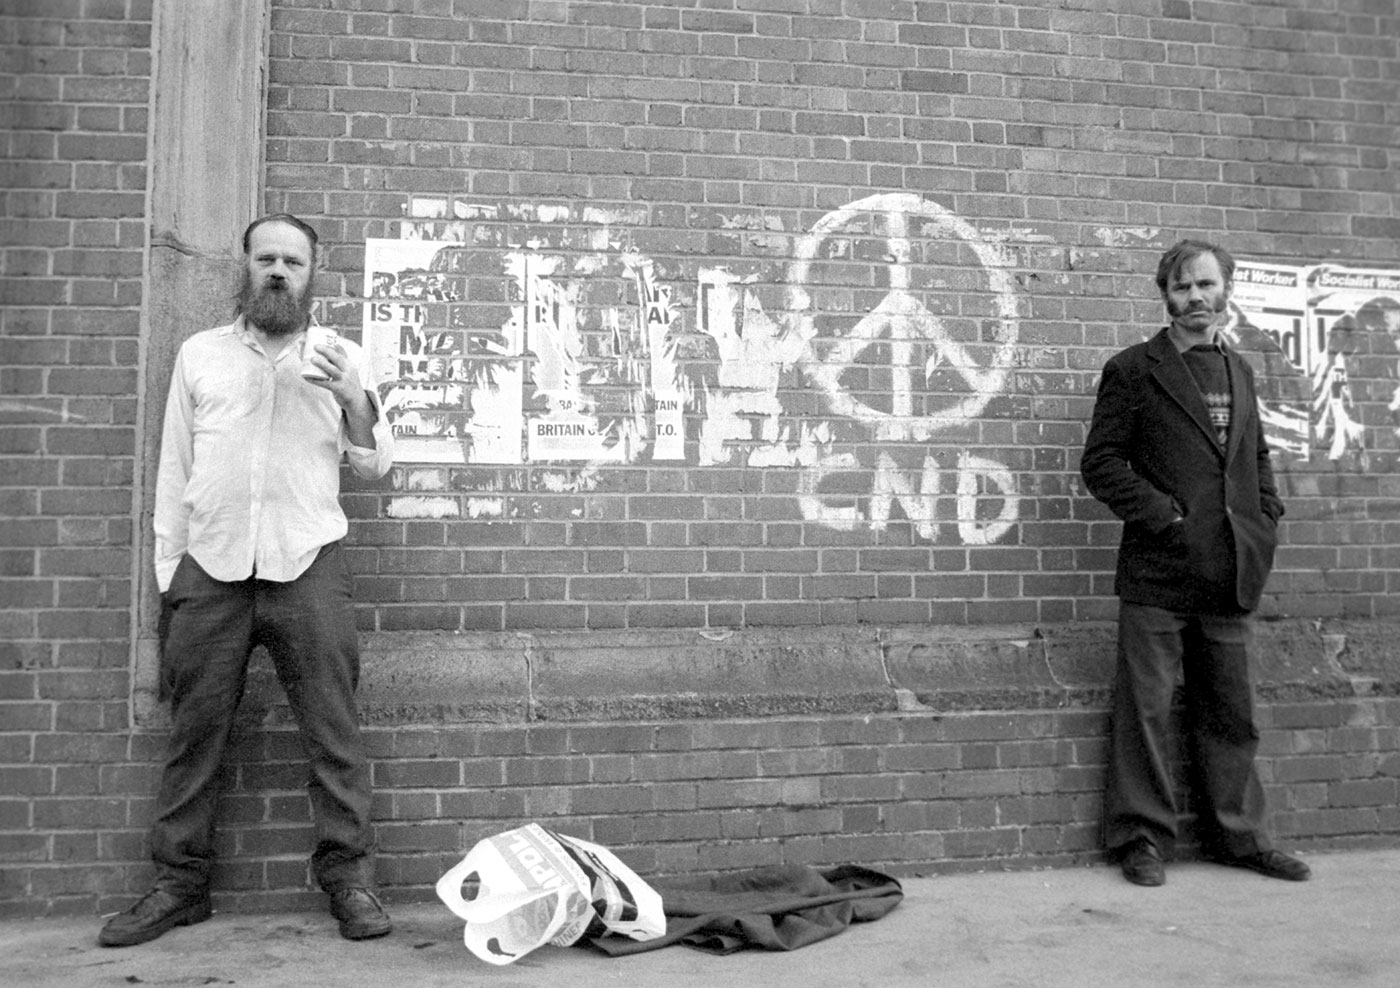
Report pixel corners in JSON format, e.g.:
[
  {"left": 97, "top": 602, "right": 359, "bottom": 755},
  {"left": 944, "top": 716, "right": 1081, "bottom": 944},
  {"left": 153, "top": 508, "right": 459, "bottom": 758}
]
[{"left": 237, "top": 273, "right": 314, "bottom": 336}]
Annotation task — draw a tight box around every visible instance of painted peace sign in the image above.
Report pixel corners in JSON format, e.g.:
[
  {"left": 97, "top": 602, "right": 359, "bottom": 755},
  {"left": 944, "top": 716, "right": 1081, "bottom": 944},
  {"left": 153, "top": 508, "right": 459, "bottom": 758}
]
[{"left": 786, "top": 193, "right": 1021, "bottom": 441}]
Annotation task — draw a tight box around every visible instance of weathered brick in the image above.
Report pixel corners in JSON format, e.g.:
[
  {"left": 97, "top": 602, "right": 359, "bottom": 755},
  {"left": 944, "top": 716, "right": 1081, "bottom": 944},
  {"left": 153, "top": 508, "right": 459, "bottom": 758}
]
[{"left": 0, "top": 832, "right": 50, "bottom": 864}]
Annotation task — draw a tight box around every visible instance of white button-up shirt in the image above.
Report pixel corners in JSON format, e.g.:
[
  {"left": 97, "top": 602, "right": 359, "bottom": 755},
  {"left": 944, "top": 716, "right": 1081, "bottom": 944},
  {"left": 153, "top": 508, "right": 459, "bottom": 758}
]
[{"left": 154, "top": 318, "right": 394, "bottom": 592}]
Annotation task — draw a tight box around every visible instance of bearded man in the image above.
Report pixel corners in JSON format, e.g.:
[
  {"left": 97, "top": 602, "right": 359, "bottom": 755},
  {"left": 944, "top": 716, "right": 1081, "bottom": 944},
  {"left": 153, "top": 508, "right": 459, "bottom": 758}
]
[
  {"left": 1081, "top": 239, "right": 1310, "bottom": 888},
  {"left": 100, "top": 214, "right": 396, "bottom": 946}
]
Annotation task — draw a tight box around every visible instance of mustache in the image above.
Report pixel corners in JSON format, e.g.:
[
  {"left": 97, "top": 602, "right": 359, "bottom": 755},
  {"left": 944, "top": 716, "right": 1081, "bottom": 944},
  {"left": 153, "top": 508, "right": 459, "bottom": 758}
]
[{"left": 1168, "top": 296, "right": 1225, "bottom": 317}]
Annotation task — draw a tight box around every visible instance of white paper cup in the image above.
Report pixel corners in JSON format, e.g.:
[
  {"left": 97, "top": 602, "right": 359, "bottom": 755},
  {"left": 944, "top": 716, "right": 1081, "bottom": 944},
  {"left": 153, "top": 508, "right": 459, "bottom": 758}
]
[{"left": 300, "top": 325, "right": 343, "bottom": 380}]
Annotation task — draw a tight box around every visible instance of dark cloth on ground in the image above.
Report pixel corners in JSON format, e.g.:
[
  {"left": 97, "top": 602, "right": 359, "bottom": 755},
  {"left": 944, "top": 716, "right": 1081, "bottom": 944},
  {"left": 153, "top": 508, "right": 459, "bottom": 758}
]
[{"left": 585, "top": 864, "right": 902, "bottom": 956}]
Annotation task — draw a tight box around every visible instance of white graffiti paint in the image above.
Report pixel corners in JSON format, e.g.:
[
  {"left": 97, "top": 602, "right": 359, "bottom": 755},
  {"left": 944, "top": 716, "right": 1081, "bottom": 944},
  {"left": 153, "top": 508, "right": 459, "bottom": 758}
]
[
  {"left": 386, "top": 496, "right": 460, "bottom": 519},
  {"left": 779, "top": 194, "right": 1023, "bottom": 538},
  {"left": 1091, "top": 226, "right": 1161, "bottom": 247},
  {"left": 466, "top": 497, "right": 504, "bottom": 519},
  {"left": 956, "top": 451, "right": 1019, "bottom": 546},
  {"left": 789, "top": 193, "right": 1020, "bottom": 437}
]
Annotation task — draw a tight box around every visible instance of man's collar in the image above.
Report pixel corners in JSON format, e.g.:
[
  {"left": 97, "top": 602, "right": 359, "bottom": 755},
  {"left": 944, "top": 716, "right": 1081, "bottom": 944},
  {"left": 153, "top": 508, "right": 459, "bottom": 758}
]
[{"left": 232, "top": 315, "right": 317, "bottom": 361}]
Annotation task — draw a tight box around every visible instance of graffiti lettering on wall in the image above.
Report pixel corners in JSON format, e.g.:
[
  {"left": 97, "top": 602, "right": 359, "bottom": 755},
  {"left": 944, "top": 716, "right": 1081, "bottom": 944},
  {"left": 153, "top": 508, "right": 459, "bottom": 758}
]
[
  {"left": 364, "top": 194, "right": 1023, "bottom": 542},
  {"left": 1229, "top": 262, "right": 1400, "bottom": 466}
]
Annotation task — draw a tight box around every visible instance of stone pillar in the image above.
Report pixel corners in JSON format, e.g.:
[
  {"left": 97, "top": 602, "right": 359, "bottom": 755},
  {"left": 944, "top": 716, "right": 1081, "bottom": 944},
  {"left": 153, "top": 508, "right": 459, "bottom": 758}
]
[{"left": 133, "top": 0, "right": 270, "bottom": 723}]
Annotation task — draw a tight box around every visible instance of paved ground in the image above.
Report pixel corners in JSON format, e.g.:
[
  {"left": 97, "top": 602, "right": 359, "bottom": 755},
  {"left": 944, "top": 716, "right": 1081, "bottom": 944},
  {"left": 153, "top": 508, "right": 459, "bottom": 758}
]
[{"left": 4, "top": 847, "right": 1399, "bottom": 988}]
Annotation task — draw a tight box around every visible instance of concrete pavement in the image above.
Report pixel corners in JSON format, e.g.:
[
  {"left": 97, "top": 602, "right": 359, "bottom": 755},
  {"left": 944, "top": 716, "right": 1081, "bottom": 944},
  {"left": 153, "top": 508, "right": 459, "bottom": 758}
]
[{"left": 5, "top": 847, "right": 1398, "bottom": 988}]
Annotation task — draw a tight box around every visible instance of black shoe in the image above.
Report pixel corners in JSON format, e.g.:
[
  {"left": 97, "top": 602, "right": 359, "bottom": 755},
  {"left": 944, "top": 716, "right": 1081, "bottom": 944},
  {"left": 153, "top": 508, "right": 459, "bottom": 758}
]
[
  {"left": 98, "top": 886, "right": 212, "bottom": 947},
  {"left": 1214, "top": 849, "right": 1311, "bottom": 882},
  {"left": 1119, "top": 837, "right": 1165, "bottom": 887},
  {"left": 329, "top": 887, "right": 392, "bottom": 940}
]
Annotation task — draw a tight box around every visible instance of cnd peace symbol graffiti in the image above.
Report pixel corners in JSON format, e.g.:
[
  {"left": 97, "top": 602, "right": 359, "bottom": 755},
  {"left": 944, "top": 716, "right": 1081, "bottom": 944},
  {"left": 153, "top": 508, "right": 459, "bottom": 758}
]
[
  {"left": 779, "top": 193, "right": 1022, "bottom": 545},
  {"left": 787, "top": 193, "right": 1020, "bottom": 440}
]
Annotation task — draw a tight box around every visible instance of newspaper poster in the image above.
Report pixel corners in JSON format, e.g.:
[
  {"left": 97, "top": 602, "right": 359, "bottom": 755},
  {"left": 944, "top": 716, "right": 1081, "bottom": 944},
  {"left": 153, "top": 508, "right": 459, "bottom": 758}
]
[
  {"left": 1306, "top": 265, "right": 1400, "bottom": 461},
  {"left": 1307, "top": 265, "right": 1400, "bottom": 352},
  {"left": 652, "top": 391, "right": 685, "bottom": 460},
  {"left": 362, "top": 238, "right": 470, "bottom": 463},
  {"left": 364, "top": 237, "right": 529, "bottom": 466},
  {"left": 1230, "top": 261, "right": 1311, "bottom": 373},
  {"left": 629, "top": 254, "right": 687, "bottom": 461},
  {"left": 1226, "top": 260, "right": 1313, "bottom": 458},
  {"left": 515, "top": 253, "right": 629, "bottom": 463}
]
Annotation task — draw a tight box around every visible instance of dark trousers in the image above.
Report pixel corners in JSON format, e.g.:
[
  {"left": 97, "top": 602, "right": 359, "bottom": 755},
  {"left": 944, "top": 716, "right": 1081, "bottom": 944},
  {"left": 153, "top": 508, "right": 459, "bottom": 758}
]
[
  {"left": 1104, "top": 601, "right": 1271, "bottom": 858},
  {"left": 149, "top": 543, "right": 375, "bottom": 895}
]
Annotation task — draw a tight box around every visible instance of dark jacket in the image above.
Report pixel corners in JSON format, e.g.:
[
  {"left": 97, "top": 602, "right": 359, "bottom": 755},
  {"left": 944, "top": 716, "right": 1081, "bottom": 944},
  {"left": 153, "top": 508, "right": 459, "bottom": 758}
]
[{"left": 1081, "top": 328, "right": 1284, "bottom": 614}]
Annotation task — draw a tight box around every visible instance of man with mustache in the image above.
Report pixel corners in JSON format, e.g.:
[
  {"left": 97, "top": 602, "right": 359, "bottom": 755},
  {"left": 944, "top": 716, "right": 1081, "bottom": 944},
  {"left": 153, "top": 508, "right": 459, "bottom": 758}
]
[
  {"left": 100, "top": 214, "right": 396, "bottom": 946},
  {"left": 1081, "top": 239, "right": 1310, "bottom": 888}
]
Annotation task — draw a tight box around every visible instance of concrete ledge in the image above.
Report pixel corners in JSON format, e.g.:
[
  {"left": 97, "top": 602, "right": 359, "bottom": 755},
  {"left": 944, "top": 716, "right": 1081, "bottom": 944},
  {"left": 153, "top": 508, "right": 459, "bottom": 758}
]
[
  {"left": 527, "top": 626, "right": 893, "bottom": 720},
  {"left": 206, "top": 618, "right": 1400, "bottom": 728},
  {"left": 356, "top": 627, "right": 894, "bottom": 723},
  {"left": 359, "top": 631, "right": 530, "bottom": 724},
  {"left": 1253, "top": 616, "right": 1400, "bottom": 701},
  {"left": 883, "top": 624, "right": 1116, "bottom": 710}
]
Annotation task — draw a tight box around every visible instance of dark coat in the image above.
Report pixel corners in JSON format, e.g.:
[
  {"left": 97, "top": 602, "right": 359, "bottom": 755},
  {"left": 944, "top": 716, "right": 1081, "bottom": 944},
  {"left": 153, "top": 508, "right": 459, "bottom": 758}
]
[{"left": 1081, "top": 328, "right": 1284, "bottom": 614}]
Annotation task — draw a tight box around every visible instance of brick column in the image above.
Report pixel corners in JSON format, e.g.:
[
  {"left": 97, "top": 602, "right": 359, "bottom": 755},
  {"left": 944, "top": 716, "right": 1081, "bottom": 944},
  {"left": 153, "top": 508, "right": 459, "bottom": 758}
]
[{"left": 133, "top": 0, "right": 270, "bottom": 723}]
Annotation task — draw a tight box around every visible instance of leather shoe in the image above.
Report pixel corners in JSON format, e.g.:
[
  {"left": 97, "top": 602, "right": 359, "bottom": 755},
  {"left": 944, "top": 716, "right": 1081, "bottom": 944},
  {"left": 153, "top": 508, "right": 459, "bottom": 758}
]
[
  {"left": 1214, "top": 849, "right": 1311, "bottom": 882},
  {"left": 1119, "top": 837, "right": 1165, "bottom": 887},
  {"left": 329, "top": 887, "right": 392, "bottom": 940},
  {"left": 98, "top": 886, "right": 212, "bottom": 947}
]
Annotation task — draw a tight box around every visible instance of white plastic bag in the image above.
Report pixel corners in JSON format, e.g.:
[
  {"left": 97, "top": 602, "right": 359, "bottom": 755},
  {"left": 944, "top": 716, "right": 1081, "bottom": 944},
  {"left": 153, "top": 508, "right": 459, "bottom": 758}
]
[{"left": 435, "top": 823, "right": 665, "bottom": 965}]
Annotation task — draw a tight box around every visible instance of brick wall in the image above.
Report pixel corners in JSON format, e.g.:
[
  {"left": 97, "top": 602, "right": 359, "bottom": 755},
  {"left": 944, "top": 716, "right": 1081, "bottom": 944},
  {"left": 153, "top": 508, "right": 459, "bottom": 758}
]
[
  {"left": 255, "top": 0, "right": 1400, "bottom": 633},
  {"left": 4, "top": 0, "right": 1400, "bottom": 918},
  {"left": 63, "top": 692, "right": 1400, "bottom": 917},
  {"left": 1, "top": 0, "right": 153, "bottom": 912}
]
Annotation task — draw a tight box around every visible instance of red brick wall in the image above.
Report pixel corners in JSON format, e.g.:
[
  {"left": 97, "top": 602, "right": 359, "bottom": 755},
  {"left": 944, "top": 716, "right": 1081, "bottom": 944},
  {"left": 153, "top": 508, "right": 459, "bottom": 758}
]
[{"left": 3, "top": 0, "right": 1400, "bottom": 918}]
